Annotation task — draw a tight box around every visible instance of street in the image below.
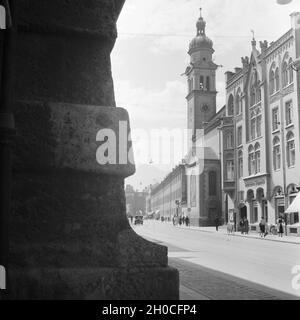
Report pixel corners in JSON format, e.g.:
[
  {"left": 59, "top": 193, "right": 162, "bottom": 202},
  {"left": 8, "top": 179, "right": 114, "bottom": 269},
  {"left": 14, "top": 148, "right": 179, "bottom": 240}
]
[{"left": 133, "top": 220, "right": 300, "bottom": 300}]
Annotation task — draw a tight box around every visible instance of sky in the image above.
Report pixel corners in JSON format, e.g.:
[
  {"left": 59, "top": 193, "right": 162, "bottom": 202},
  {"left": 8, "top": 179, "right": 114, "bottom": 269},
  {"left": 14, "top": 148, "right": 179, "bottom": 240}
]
[{"left": 111, "top": 0, "right": 300, "bottom": 190}]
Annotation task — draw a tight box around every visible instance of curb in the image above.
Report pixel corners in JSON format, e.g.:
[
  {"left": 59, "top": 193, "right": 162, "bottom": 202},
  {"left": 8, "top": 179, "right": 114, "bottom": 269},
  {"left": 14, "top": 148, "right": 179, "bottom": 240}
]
[{"left": 173, "top": 225, "right": 300, "bottom": 245}]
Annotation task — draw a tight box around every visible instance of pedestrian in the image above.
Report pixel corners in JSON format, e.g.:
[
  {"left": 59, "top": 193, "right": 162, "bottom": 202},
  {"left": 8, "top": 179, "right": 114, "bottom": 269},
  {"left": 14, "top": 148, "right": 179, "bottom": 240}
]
[
  {"left": 182, "top": 216, "right": 186, "bottom": 226},
  {"left": 259, "top": 217, "right": 266, "bottom": 238},
  {"left": 278, "top": 217, "right": 284, "bottom": 237},
  {"left": 239, "top": 219, "right": 245, "bottom": 234},
  {"left": 179, "top": 217, "right": 182, "bottom": 226},
  {"left": 215, "top": 216, "right": 219, "bottom": 232},
  {"left": 185, "top": 216, "right": 190, "bottom": 227},
  {"left": 244, "top": 218, "right": 249, "bottom": 235},
  {"left": 227, "top": 220, "right": 234, "bottom": 236}
]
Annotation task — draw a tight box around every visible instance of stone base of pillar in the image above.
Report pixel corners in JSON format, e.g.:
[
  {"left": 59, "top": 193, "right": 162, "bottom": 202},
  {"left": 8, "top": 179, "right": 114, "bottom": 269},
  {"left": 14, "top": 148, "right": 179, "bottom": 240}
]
[
  {"left": 8, "top": 266, "right": 179, "bottom": 300},
  {"left": 7, "top": 101, "right": 179, "bottom": 299}
]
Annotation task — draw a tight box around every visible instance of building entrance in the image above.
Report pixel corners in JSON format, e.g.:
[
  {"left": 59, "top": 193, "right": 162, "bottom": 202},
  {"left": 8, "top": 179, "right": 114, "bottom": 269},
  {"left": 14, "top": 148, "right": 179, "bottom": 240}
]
[{"left": 240, "top": 206, "right": 247, "bottom": 219}]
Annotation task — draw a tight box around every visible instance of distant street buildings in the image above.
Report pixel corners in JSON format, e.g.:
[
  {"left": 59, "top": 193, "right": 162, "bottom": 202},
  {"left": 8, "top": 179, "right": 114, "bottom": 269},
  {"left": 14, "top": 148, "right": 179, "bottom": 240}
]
[
  {"left": 125, "top": 185, "right": 147, "bottom": 217},
  {"left": 149, "top": 164, "right": 187, "bottom": 221},
  {"left": 133, "top": 10, "right": 300, "bottom": 236}
]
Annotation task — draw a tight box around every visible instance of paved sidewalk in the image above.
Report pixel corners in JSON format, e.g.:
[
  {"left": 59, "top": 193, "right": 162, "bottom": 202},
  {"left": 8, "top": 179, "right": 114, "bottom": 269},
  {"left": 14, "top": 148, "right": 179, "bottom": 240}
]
[
  {"left": 169, "top": 258, "right": 299, "bottom": 300},
  {"left": 173, "top": 224, "right": 300, "bottom": 245}
]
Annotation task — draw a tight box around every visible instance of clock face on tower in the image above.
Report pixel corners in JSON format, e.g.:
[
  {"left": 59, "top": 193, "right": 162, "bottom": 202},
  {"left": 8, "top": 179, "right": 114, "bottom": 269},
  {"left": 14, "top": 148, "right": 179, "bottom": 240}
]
[{"left": 202, "top": 104, "right": 209, "bottom": 112}]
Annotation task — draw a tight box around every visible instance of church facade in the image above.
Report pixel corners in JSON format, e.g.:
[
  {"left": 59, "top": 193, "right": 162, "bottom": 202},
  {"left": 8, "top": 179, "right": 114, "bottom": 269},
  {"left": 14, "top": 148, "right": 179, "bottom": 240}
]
[{"left": 146, "top": 10, "right": 300, "bottom": 234}]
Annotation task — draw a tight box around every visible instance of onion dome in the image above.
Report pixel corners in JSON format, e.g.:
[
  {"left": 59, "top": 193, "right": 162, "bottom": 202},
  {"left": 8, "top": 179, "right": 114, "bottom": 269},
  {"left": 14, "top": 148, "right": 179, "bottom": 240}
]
[{"left": 189, "top": 8, "right": 213, "bottom": 51}]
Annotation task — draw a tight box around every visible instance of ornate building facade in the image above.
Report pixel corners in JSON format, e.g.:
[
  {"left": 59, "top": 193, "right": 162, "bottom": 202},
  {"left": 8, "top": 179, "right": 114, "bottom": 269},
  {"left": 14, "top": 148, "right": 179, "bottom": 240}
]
[{"left": 222, "top": 12, "right": 300, "bottom": 236}]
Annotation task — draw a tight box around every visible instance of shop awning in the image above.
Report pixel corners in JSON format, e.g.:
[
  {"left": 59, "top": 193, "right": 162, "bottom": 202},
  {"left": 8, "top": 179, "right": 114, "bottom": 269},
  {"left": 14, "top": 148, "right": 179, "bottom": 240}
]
[{"left": 285, "top": 192, "right": 300, "bottom": 213}]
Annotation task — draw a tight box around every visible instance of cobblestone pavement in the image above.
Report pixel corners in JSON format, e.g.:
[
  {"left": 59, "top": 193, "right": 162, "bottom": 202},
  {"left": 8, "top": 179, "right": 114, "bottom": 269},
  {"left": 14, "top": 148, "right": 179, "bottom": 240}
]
[
  {"left": 169, "top": 258, "right": 298, "bottom": 300},
  {"left": 134, "top": 221, "right": 300, "bottom": 300}
]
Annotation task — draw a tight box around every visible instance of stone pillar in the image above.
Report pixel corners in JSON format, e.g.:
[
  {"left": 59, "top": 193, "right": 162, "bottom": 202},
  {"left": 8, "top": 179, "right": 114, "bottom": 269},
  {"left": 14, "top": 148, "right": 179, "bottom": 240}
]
[{"left": 7, "top": 0, "right": 179, "bottom": 299}]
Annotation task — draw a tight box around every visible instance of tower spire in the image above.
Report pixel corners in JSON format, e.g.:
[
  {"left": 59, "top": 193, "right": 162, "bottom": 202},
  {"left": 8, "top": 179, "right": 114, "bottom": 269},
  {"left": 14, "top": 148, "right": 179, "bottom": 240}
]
[
  {"left": 196, "top": 8, "right": 206, "bottom": 36},
  {"left": 251, "top": 29, "right": 257, "bottom": 47}
]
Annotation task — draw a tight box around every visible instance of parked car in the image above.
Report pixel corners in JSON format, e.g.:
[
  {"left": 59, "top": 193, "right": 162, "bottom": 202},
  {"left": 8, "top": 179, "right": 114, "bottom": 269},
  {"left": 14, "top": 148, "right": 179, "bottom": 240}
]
[{"left": 134, "top": 216, "right": 143, "bottom": 225}]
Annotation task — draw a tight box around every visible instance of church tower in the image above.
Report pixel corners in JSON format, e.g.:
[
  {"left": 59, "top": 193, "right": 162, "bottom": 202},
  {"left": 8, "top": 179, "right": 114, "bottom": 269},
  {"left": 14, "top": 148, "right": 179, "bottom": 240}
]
[{"left": 185, "top": 9, "right": 218, "bottom": 146}]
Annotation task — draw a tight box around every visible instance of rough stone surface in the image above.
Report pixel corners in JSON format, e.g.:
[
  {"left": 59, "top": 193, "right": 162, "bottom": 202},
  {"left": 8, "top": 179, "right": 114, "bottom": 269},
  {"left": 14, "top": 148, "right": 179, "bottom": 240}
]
[
  {"left": 7, "top": 0, "right": 179, "bottom": 299},
  {"left": 10, "top": 267, "right": 179, "bottom": 300},
  {"left": 12, "top": 101, "right": 135, "bottom": 177}
]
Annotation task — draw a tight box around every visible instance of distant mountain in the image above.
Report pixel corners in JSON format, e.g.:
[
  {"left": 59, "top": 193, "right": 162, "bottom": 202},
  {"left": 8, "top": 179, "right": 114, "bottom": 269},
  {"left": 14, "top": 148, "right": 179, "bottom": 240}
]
[{"left": 125, "top": 164, "right": 170, "bottom": 191}]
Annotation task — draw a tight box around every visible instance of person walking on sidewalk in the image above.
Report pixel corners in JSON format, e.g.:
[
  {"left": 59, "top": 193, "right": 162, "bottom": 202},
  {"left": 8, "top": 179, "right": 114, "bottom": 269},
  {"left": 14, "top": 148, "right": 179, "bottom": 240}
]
[
  {"left": 244, "top": 218, "right": 249, "bottom": 234},
  {"left": 278, "top": 217, "right": 284, "bottom": 237},
  {"left": 259, "top": 217, "right": 266, "bottom": 238},
  {"left": 240, "top": 218, "right": 245, "bottom": 234},
  {"left": 215, "top": 216, "right": 220, "bottom": 232},
  {"left": 185, "top": 216, "right": 190, "bottom": 227}
]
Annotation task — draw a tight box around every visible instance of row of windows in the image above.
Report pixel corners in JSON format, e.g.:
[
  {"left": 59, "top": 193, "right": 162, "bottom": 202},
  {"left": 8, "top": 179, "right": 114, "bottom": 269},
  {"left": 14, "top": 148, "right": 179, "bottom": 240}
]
[
  {"left": 225, "top": 126, "right": 242, "bottom": 149},
  {"left": 228, "top": 144, "right": 260, "bottom": 180},
  {"left": 269, "top": 58, "right": 293, "bottom": 95},
  {"left": 227, "top": 92, "right": 242, "bottom": 116},
  {"left": 227, "top": 56, "right": 294, "bottom": 117},
  {"left": 272, "top": 100, "right": 293, "bottom": 132},
  {"left": 235, "top": 101, "right": 293, "bottom": 151},
  {"left": 151, "top": 188, "right": 182, "bottom": 207},
  {"left": 273, "top": 132, "right": 295, "bottom": 170},
  {"left": 228, "top": 132, "right": 296, "bottom": 181}
]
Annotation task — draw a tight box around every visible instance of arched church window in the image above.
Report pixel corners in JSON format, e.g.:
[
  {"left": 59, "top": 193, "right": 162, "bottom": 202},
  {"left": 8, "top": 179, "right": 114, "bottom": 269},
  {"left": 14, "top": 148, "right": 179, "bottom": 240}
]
[
  {"left": 206, "top": 76, "right": 210, "bottom": 91},
  {"left": 254, "top": 143, "right": 261, "bottom": 174},
  {"left": 256, "top": 108, "right": 262, "bottom": 137},
  {"left": 275, "top": 68, "right": 280, "bottom": 92},
  {"left": 227, "top": 94, "right": 234, "bottom": 116},
  {"left": 248, "top": 145, "right": 255, "bottom": 175},
  {"left": 235, "top": 91, "right": 241, "bottom": 115},
  {"left": 250, "top": 111, "right": 256, "bottom": 140},
  {"left": 250, "top": 87, "right": 255, "bottom": 106},
  {"left": 269, "top": 69, "right": 275, "bottom": 95},
  {"left": 288, "top": 58, "right": 294, "bottom": 84},
  {"left": 282, "top": 60, "right": 289, "bottom": 87},
  {"left": 200, "top": 76, "right": 204, "bottom": 90}
]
